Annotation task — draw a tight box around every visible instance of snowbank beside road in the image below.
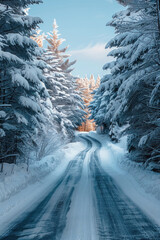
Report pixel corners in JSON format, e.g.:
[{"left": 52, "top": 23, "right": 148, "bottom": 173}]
[
  {"left": 0, "top": 156, "right": 59, "bottom": 203},
  {"left": 0, "top": 140, "right": 85, "bottom": 236},
  {"left": 89, "top": 131, "right": 160, "bottom": 227}
]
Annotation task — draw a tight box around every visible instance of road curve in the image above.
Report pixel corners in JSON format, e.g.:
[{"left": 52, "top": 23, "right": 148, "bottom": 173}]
[{"left": 1, "top": 134, "right": 160, "bottom": 240}]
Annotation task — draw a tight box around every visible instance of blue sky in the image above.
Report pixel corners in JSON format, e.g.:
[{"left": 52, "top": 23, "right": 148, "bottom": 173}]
[{"left": 30, "top": 0, "right": 124, "bottom": 78}]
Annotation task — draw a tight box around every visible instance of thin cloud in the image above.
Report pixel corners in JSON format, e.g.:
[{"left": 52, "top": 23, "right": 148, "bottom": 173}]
[{"left": 69, "top": 43, "right": 113, "bottom": 63}]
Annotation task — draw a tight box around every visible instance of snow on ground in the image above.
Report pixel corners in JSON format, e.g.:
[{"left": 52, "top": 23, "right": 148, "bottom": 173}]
[
  {"left": 0, "top": 157, "right": 59, "bottom": 203},
  {"left": 0, "top": 139, "right": 85, "bottom": 236},
  {"left": 89, "top": 131, "right": 160, "bottom": 227}
]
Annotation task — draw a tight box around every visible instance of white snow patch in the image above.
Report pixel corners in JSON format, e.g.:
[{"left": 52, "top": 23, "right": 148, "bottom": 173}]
[
  {"left": 62, "top": 140, "right": 86, "bottom": 160},
  {"left": 0, "top": 111, "right": 6, "bottom": 118}
]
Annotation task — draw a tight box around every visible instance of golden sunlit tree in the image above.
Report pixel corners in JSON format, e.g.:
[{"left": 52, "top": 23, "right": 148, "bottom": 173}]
[
  {"left": 31, "top": 30, "right": 44, "bottom": 48},
  {"left": 77, "top": 75, "right": 100, "bottom": 132}
]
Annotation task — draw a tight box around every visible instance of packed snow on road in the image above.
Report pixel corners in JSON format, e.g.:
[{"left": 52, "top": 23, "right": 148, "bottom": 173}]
[{"left": 0, "top": 132, "right": 160, "bottom": 240}]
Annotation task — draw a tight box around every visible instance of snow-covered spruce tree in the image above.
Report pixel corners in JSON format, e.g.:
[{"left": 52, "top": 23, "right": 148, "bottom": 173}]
[
  {"left": 113, "top": 0, "right": 160, "bottom": 170},
  {"left": 90, "top": 75, "right": 112, "bottom": 134},
  {"left": 43, "top": 20, "right": 84, "bottom": 139},
  {"left": 91, "top": 0, "right": 160, "bottom": 170},
  {"left": 90, "top": 7, "right": 137, "bottom": 136},
  {"left": 0, "top": 0, "right": 50, "bottom": 165}
]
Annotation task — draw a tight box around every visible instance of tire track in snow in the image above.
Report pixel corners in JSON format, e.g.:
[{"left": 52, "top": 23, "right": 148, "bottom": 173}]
[
  {"left": 0, "top": 138, "right": 92, "bottom": 240},
  {"left": 88, "top": 135, "right": 160, "bottom": 240},
  {"left": 60, "top": 135, "right": 98, "bottom": 240}
]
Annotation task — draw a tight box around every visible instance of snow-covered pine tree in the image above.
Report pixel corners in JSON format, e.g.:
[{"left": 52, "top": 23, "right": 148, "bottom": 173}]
[
  {"left": 61, "top": 59, "right": 85, "bottom": 130},
  {"left": 121, "top": 0, "right": 160, "bottom": 170},
  {"left": 43, "top": 20, "right": 84, "bottom": 139},
  {"left": 90, "top": 75, "right": 111, "bottom": 133},
  {"left": 111, "top": 0, "right": 160, "bottom": 169},
  {"left": 91, "top": 0, "right": 160, "bottom": 170},
  {"left": 92, "top": 6, "right": 141, "bottom": 139},
  {"left": 0, "top": 0, "right": 49, "bottom": 164}
]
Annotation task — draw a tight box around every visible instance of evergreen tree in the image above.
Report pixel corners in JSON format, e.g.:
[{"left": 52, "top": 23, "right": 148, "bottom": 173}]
[
  {"left": 0, "top": 0, "right": 49, "bottom": 164},
  {"left": 77, "top": 75, "right": 100, "bottom": 132},
  {"left": 91, "top": 0, "right": 160, "bottom": 170},
  {"left": 43, "top": 20, "right": 85, "bottom": 139}
]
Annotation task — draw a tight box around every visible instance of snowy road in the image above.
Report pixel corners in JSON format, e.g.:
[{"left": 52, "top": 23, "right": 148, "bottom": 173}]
[{"left": 1, "top": 134, "right": 160, "bottom": 240}]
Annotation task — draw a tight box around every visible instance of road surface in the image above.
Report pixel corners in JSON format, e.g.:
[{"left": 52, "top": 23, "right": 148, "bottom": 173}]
[{"left": 1, "top": 134, "right": 160, "bottom": 240}]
